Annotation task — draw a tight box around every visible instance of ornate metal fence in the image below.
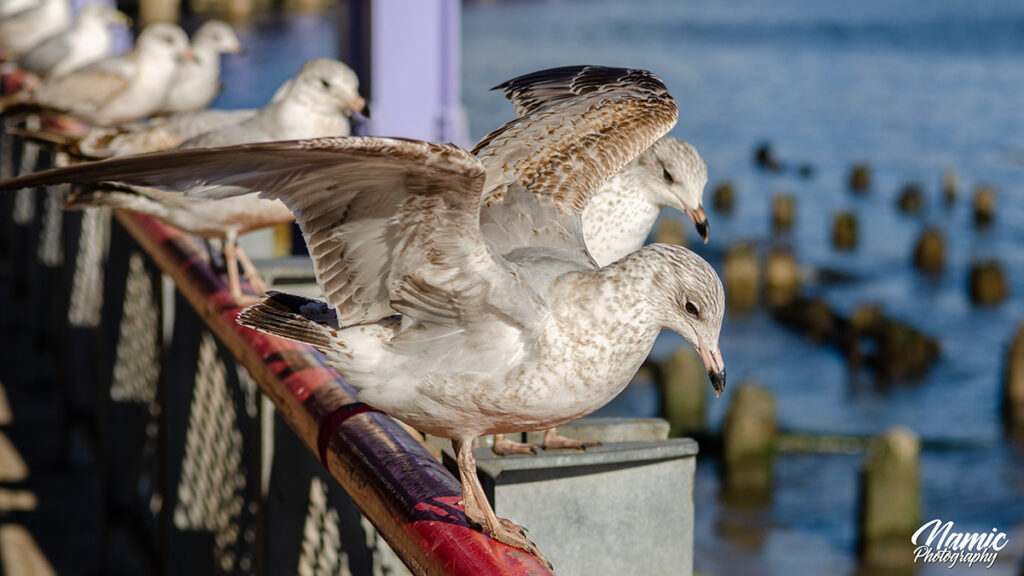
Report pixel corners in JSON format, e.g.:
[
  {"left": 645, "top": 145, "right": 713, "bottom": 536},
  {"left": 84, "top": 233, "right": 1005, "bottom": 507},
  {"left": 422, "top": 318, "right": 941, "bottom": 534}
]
[{"left": 0, "top": 129, "right": 554, "bottom": 576}]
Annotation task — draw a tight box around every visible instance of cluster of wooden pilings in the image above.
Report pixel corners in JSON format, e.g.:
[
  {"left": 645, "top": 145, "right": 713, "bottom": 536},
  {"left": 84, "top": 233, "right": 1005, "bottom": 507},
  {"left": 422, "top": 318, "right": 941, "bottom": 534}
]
[
  {"left": 656, "top": 356, "right": 924, "bottom": 572},
  {"left": 651, "top": 150, "right": 1023, "bottom": 573}
]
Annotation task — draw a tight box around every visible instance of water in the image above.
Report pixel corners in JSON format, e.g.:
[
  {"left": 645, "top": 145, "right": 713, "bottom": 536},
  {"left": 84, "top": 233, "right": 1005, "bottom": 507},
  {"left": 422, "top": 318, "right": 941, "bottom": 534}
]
[
  {"left": 462, "top": 1, "right": 1024, "bottom": 574},
  {"left": 203, "top": 2, "right": 1024, "bottom": 573}
]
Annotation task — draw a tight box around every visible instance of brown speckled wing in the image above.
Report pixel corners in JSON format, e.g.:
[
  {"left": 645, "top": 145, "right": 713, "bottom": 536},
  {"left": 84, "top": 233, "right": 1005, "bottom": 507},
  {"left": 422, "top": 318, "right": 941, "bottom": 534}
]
[
  {"left": 473, "top": 65, "right": 678, "bottom": 263},
  {"left": 0, "top": 136, "right": 542, "bottom": 328}
]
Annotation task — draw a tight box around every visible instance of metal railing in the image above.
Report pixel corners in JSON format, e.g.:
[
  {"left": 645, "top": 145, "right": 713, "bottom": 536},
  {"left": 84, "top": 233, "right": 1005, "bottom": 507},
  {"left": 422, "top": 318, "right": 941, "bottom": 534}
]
[{"left": 0, "top": 129, "right": 555, "bottom": 576}]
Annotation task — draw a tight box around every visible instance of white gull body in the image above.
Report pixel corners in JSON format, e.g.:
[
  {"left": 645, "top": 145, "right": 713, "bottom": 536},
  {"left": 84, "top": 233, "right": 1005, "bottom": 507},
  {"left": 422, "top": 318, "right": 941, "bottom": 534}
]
[
  {"left": 17, "top": 4, "right": 125, "bottom": 78},
  {"left": 63, "top": 58, "right": 367, "bottom": 303},
  {"left": 0, "top": 0, "right": 70, "bottom": 56},
  {"left": 2, "top": 23, "right": 192, "bottom": 125},
  {"left": 160, "top": 20, "right": 242, "bottom": 114}
]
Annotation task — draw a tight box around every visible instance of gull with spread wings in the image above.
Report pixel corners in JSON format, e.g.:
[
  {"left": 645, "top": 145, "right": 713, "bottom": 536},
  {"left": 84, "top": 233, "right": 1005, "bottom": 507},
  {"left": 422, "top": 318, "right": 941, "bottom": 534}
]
[
  {"left": 0, "top": 65, "right": 726, "bottom": 565},
  {"left": 485, "top": 68, "right": 712, "bottom": 455}
]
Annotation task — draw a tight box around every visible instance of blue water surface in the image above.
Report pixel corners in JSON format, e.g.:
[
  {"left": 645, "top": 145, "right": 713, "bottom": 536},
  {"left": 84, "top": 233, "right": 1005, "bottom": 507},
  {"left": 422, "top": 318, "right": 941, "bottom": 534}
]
[{"left": 461, "top": 1, "right": 1024, "bottom": 574}]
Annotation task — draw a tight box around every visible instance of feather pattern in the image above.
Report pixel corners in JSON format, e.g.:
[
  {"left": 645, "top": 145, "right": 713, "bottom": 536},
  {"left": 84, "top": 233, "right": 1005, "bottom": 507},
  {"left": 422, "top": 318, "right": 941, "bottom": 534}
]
[{"left": 474, "top": 66, "right": 678, "bottom": 265}]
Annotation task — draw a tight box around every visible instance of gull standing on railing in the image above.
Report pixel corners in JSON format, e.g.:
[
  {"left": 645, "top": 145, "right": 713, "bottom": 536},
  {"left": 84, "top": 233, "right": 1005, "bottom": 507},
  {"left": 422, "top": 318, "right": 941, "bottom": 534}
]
[
  {"left": 60, "top": 58, "right": 366, "bottom": 304},
  {"left": 159, "top": 20, "right": 242, "bottom": 115},
  {"left": 16, "top": 4, "right": 128, "bottom": 79},
  {"left": 0, "top": 23, "right": 192, "bottom": 126},
  {"left": 0, "top": 66, "right": 727, "bottom": 567},
  {"left": 486, "top": 72, "right": 712, "bottom": 453}
]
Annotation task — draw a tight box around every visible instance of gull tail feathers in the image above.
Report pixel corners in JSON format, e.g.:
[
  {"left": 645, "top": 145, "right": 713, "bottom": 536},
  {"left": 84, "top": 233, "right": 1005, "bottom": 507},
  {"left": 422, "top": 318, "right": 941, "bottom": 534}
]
[
  {"left": 237, "top": 291, "right": 338, "bottom": 350},
  {"left": 239, "top": 292, "right": 400, "bottom": 383}
]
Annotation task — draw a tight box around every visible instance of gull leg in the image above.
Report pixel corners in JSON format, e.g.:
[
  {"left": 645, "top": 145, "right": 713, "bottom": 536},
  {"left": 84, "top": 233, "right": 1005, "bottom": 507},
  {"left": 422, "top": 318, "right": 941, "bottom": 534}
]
[
  {"left": 222, "top": 231, "right": 259, "bottom": 305},
  {"left": 235, "top": 245, "right": 268, "bottom": 295},
  {"left": 491, "top": 434, "right": 537, "bottom": 456},
  {"left": 453, "top": 439, "right": 551, "bottom": 569},
  {"left": 542, "top": 427, "right": 600, "bottom": 451}
]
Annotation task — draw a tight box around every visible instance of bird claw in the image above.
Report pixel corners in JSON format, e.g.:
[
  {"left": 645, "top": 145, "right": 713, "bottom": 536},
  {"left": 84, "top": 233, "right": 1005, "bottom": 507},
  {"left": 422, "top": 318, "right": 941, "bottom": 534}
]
[
  {"left": 543, "top": 430, "right": 600, "bottom": 452},
  {"left": 488, "top": 517, "right": 551, "bottom": 569},
  {"left": 492, "top": 435, "right": 538, "bottom": 456}
]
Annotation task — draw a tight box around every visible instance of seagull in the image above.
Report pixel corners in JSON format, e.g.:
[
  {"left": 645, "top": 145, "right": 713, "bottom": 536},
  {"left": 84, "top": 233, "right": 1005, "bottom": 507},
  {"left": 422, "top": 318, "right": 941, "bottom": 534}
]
[
  {"left": 584, "top": 136, "right": 709, "bottom": 259},
  {"left": 484, "top": 72, "right": 712, "bottom": 455},
  {"left": 0, "top": 0, "right": 70, "bottom": 57},
  {"left": 0, "top": 66, "right": 727, "bottom": 566},
  {"left": 63, "top": 58, "right": 366, "bottom": 303},
  {"left": 159, "top": 20, "right": 243, "bottom": 115},
  {"left": 0, "top": 22, "right": 193, "bottom": 126},
  {"left": 16, "top": 4, "right": 127, "bottom": 79},
  {"left": 13, "top": 61, "right": 306, "bottom": 160}
]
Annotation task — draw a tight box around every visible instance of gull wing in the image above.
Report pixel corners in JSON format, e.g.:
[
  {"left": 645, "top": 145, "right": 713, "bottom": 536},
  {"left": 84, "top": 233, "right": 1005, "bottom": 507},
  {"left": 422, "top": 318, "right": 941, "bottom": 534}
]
[
  {"left": 0, "top": 136, "right": 544, "bottom": 328},
  {"left": 473, "top": 65, "right": 678, "bottom": 267}
]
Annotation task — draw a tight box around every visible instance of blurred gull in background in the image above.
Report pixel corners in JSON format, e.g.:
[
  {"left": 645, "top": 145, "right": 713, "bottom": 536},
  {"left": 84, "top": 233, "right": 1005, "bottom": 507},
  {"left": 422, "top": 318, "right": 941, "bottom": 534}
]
[
  {"left": 0, "top": 0, "right": 70, "bottom": 57},
  {"left": 159, "top": 20, "right": 243, "bottom": 115},
  {"left": 17, "top": 4, "right": 129, "bottom": 79},
  {"left": 0, "top": 22, "right": 192, "bottom": 125}
]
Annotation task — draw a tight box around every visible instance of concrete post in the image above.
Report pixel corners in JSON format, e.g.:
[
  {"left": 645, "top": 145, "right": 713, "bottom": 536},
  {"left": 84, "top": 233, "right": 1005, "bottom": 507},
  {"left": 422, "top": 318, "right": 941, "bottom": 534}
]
[{"left": 857, "top": 427, "right": 921, "bottom": 571}]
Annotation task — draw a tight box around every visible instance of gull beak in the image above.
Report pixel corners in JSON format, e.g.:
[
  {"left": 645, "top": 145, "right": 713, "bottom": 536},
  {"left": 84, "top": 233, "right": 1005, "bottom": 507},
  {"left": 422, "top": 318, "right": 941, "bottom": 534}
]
[
  {"left": 230, "top": 43, "right": 245, "bottom": 55},
  {"left": 697, "top": 343, "right": 727, "bottom": 397},
  {"left": 685, "top": 206, "right": 710, "bottom": 244},
  {"left": 114, "top": 11, "right": 132, "bottom": 26},
  {"left": 179, "top": 48, "right": 198, "bottom": 63},
  {"left": 351, "top": 95, "right": 368, "bottom": 117}
]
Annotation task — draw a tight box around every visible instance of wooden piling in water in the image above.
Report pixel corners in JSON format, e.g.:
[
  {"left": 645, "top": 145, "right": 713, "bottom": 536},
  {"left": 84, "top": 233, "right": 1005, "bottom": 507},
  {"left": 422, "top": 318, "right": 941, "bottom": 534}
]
[
  {"left": 912, "top": 227, "right": 945, "bottom": 275},
  {"left": 660, "top": 348, "right": 707, "bottom": 437},
  {"left": 969, "top": 260, "right": 1008, "bottom": 306},
  {"left": 897, "top": 182, "right": 924, "bottom": 214},
  {"left": 973, "top": 184, "right": 996, "bottom": 227},
  {"left": 849, "top": 163, "right": 871, "bottom": 193},
  {"left": 712, "top": 181, "right": 735, "bottom": 214},
  {"left": 724, "top": 244, "right": 760, "bottom": 313},
  {"left": 1003, "top": 324, "right": 1024, "bottom": 442},
  {"left": 764, "top": 248, "right": 800, "bottom": 308},
  {"left": 942, "top": 170, "right": 958, "bottom": 207},
  {"left": 653, "top": 218, "right": 688, "bottom": 247},
  {"left": 771, "top": 193, "right": 795, "bottom": 233},
  {"left": 722, "top": 383, "right": 775, "bottom": 505},
  {"left": 857, "top": 427, "right": 921, "bottom": 572},
  {"left": 832, "top": 212, "right": 858, "bottom": 250}
]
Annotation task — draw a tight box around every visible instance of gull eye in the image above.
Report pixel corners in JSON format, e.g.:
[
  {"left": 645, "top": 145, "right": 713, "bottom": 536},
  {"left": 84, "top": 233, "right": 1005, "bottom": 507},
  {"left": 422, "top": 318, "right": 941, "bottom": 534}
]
[
  {"left": 321, "top": 79, "right": 332, "bottom": 89},
  {"left": 685, "top": 301, "right": 699, "bottom": 317},
  {"left": 662, "top": 167, "right": 674, "bottom": 184}
]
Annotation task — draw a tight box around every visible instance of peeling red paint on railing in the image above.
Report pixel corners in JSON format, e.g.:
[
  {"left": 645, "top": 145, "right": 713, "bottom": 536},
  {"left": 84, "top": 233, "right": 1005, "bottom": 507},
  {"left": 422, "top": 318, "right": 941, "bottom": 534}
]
[{"left": 116, "top": 211, "right": 555, "bottom": 576}]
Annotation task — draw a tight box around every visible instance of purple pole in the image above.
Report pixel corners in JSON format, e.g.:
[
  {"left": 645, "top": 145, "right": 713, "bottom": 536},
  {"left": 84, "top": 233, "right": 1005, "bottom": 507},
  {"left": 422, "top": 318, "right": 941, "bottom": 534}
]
[{"left": 369, "top": 0, "right": 470, "bottom": 147}]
